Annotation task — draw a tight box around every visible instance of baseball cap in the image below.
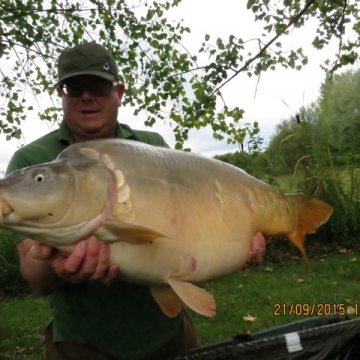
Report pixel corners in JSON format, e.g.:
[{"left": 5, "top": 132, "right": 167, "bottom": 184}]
[{"left": 56, "top": 42, "right": 119, "bottom": 85}]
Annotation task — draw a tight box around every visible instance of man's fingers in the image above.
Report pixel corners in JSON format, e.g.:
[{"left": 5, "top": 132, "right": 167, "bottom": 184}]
[
  {"left": 30, "top": 244, "right": 52, "bottom": 260},
  {"left": 49, "top": 237, "right": 118, "bottom": 284},
  {"left": 247, "top": 232, "right": 267, "bottom": 264},
  {"left": 77, "top": 236, "right": 102, "bottom": 278},
  {"left": 103, "top": 264, "right": 120, "bottom": 284},
  {"left": 91, "top": 242, "right": 111, "bottom": 280},
  {"left": 63, "top": 240, "right": 88, "bottom": 274}
]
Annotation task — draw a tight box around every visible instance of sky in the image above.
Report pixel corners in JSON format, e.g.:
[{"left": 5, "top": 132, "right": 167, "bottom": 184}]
[{"left": 0, "top": 0, "right": 357, "bottom": 174}]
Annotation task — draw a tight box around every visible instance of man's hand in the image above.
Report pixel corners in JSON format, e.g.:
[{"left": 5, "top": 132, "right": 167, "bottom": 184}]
[
  {"left": 246, "top": 232, "right": 267, "bottom": 264},
  {"left": 17, "top": 236, "right": 119, "bottom": 295},
  {"left": 30, "top": 236, "right": 119, "bottom": 284}
]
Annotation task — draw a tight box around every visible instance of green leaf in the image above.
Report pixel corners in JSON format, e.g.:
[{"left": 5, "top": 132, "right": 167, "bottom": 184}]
[{"left": 247, "top": 0, "right": 257, "bottom": 9}]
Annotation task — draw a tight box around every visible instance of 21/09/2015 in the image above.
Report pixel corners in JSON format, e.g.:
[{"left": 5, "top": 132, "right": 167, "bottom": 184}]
[{"left": 273, "top": 303, "right": 358, "bottom": 316}]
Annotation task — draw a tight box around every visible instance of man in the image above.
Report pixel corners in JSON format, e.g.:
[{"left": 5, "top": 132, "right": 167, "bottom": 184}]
[{"left": 6, "top": 42, "right": 200, "bottom": 360}]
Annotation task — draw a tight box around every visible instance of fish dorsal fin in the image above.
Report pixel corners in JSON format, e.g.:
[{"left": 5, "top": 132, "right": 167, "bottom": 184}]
[
  {"left": 150, "top": 286, "right": 184, "bottom": 318},
  {"left": 96, "top": 220, "right": 166, "bottom": 244},
  {"left": 168, "top": 278, "right": 216, "bottom": 317}
]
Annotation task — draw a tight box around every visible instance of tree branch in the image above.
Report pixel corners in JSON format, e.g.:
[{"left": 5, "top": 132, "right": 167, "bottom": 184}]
[
  {"left": 328, "top": 0, "right": 349, "bottom": 79},
  {"left": 209, "top": 0, "right": 317, "bottom": 97}
]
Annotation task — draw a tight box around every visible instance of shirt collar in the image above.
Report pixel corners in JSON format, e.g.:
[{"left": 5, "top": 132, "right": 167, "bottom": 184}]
[
  {"left": 114, "top": 122, "right": 135, "bottom": 139},
  {"left": 58, "top": 120, "right": 134, "bottom": 145},
  {"left": 58, "top": 120, "right": 75, "bottom": 145}
]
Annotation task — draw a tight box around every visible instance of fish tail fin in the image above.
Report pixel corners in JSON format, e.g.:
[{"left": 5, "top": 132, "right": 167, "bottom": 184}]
[{"left": 286, "top": 194, "right": 333, "bottom": 269}]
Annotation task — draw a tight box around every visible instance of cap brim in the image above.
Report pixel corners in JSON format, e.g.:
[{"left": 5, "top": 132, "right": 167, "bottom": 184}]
[{"left": 55, "top": 70, "right": 116, "bottom": 85}]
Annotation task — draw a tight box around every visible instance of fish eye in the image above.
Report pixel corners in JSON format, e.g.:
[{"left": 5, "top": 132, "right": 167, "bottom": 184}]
[{"left": 34, "top": 173, "right": 46, "bottom": 182}]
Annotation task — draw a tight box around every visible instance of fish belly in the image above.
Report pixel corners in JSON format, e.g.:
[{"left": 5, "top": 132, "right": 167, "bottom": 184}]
[{"left": 108, "top": 226, "right": 253, "bottom": 286}]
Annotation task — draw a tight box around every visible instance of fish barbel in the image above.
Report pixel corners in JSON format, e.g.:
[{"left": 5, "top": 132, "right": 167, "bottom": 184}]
[{"left": 0, "top": 139, "right": 333, "bottom": 317}]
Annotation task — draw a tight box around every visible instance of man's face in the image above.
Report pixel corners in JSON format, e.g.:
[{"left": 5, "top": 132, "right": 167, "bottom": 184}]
[{"left": 57, "top": 75, "right": 125, "bottom": 141}]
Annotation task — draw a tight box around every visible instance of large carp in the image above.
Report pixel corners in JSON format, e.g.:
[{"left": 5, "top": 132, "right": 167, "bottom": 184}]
[{"left": 0, "top": 139, "right": 333, "bottom": 317}]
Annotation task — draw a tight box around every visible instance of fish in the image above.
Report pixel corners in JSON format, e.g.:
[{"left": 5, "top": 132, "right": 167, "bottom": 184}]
[{"left": 0, "top": 139, "right": 333, "bottom": 317}]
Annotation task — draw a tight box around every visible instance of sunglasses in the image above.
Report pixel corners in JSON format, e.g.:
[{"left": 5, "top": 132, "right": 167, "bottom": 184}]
[{"left": 60, "top": 80, "right": 118, "bottom": 97}]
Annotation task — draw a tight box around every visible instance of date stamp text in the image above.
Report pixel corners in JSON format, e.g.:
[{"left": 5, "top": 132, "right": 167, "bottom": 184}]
[{"left": 273, "top": 303, "right": 358, "bottom": 316}]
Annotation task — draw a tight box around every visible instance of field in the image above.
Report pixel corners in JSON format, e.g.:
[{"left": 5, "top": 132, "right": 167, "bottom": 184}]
[
  {"left": 265, "top": 167, "right": 360, "bottom": 193},
  {"left": 1, "top": 251, "right": 360, "bottom": 359}
]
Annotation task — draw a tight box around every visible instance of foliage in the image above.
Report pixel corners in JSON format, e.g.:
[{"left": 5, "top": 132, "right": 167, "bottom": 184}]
[
  {"left": 265, "top": 68, "right": 360, "bottom": 174},
  {"left": 215, "top": 150, "right": 272, "bottom": 180},
  {"left": 297, "top": 162, "right": 360, "bottom": 247},
  {"left": 215, "top": 151, "right": 253, "bottom": 170},
  {"left": 265, "top": 103, "right": 322, "bottom": 174},
  {"left": 1, "top": 0, "right": 359, "bottom": 148},
  {"left": 318, "top": 69, "right": 360, "bottom": 161},
  {"left": 214, "top": 120, "right": 273, "bottom": 178},
  {"left": 0, "top": 230, "right": 30, "bottom": 296}
]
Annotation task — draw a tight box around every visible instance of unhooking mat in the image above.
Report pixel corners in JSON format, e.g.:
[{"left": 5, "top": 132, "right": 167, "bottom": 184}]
[{"left": 169, "top": 315, "right": 360, "bottom": 359}]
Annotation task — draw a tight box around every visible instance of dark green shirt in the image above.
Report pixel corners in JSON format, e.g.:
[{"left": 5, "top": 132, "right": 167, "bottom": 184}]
[{"left": 6, "top": 121, "right": 181, "bottom": 360}]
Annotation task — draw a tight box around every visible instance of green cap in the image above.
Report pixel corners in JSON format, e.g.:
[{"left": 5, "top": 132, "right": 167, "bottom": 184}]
[{"left": 56, "top": 42, "right": 119, "bottom": 84}]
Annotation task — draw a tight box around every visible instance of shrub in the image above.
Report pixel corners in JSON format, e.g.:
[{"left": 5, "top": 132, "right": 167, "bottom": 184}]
[
  {"left": 0, "top": 230, "right": 30, "bottom": 296},
  {"left": 296, "top": 154, "right": 360, "bottom": 247}
]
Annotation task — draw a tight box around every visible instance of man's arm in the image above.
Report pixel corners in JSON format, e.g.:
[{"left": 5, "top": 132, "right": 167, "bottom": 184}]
[{"left": 17, "top": 236, "right": 119, "bottom": 296}]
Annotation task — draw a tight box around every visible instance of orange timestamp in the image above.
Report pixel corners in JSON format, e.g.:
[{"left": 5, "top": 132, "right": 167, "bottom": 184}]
[{"left": 273, "top": 303, "right": 359, "bottom": 317}]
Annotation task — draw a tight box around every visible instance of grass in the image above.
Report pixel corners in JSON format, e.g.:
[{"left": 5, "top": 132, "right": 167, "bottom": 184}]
[
  {"left": 1, "top": 252, "right": 360, "bottom": 358},
  {"left": 194, "top": 252, "right": 360, "bottom": 344},
  {"left": 264, "top": 166, "right": 360, "bottom": 194},
  {"left": 0, "top": 296, "right": 51, "bottom": 359}
]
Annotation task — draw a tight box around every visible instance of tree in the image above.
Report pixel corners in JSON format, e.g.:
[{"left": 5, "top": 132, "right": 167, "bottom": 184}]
[
  {"left": 318, "top": 69, "right": 360, "bottom": 159},
  {"left": 1, "top": 0, "right": 359, "bottom": 148},
  {"left": 265, "top": 103, "right": 322, "bottom": 172},
  {"left": 266, "top": 68, "right": 360, "bottom": 173}
]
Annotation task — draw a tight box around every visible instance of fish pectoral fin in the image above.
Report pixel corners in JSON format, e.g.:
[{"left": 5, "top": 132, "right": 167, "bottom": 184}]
[
  {"left": 168, "top": 278, "right": 216, "bottom": 317},
  {"left": 150, "top": 286, "right": 184, "bottom": 318},
  {"left": 96, "top": 220, "right": 167, "bottom": 244}
]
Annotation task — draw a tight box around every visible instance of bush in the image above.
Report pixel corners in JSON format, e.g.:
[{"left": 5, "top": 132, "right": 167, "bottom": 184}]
[
  {"left": 296, "top": 158, "right": 360, "bottom": 247},
  {"left": 0, "top": 230, "right": 30, "bottom": 296}
]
